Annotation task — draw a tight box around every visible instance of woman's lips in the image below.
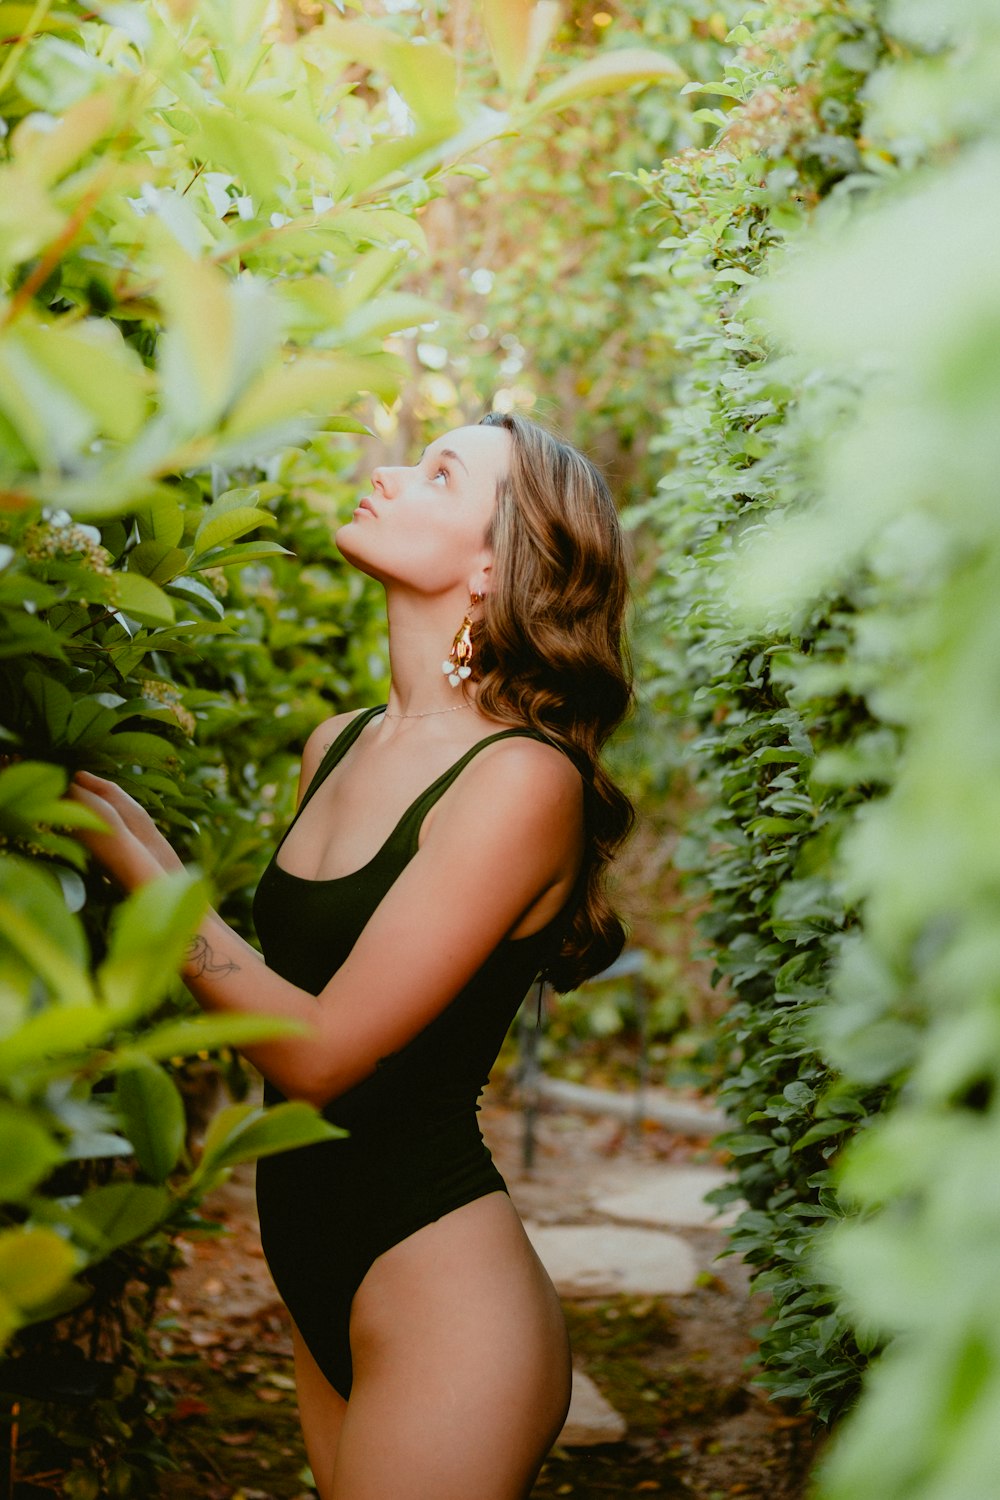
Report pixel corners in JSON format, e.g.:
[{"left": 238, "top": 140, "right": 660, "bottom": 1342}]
[{"left": 354, "top": 497, "right": 377, "bottom": 517}]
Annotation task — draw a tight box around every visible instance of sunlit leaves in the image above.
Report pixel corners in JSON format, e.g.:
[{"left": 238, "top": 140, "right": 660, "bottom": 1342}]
[
  {"left": 521, "top": 47, "right": 686, "bottom": 121},
  {"left": 317, "top": 17, "right": 459, "bottom": 132},
  {"left": 480, "top": 0, "right": 561, "bottom": 97}
]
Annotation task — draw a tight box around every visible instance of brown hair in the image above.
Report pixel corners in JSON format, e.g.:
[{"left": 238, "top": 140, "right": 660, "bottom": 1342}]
[{"left": 476, "top": 410, "right": 635, "bottom": 990}]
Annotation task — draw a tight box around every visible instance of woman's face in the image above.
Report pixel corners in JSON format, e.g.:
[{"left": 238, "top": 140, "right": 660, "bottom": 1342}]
[{"left": 335, "top": 424, "right": 509, "bottom": 597}]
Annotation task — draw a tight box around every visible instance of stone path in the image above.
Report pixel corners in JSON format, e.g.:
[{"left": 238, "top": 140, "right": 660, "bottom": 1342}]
[{"left": 479, "top": 1097, "right": 742, "bottom": 1449}]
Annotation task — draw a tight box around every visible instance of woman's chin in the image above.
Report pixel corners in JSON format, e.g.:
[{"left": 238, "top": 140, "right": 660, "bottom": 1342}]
[{"left": 334, "top": 523, "right": 380, "bottom": 579}]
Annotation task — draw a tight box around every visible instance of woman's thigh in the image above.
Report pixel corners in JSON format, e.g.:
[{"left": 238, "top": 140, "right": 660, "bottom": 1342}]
[
  {"left": 333, "top": 1191, "right": 571, "bottom": 1500},
  {"left": 290, "top": 1317, "right": 348, "bottom": 1500}
]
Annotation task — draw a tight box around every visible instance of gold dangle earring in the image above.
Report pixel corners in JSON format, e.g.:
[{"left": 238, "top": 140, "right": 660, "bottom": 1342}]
[{"left": 442, "top": 592, "right": 483, "bottom": 687}]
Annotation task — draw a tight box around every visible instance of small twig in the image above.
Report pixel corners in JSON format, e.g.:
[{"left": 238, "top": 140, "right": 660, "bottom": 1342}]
[
  {"left": 182, "top": 161, "right": 207, "bottom": 196},
  {"left": 1, "top": 181, "right": 105, "bottom": 329}
]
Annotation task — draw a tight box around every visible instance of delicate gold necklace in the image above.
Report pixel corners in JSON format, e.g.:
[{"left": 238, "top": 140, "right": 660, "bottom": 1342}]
[{"left": 382, "top": 703, "right": 473, "bottom": 720}]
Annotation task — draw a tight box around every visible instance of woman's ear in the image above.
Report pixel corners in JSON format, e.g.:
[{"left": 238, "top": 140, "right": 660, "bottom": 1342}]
[{"left": 469, "top": 559, "right": 491, "bottom": 599}]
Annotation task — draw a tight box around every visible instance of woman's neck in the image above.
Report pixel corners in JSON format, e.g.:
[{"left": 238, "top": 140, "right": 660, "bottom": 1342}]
[{"left": 383, "top": 587, "right": 475, "bottom": 720}]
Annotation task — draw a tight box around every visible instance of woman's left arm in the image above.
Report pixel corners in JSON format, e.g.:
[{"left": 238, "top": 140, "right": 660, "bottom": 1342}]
[{"left": 70, "top": 741, "right": 582, "bottom": 1108}]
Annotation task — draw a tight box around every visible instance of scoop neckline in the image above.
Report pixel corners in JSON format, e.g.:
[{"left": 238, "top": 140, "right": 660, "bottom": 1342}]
[
  {"left": 266, "top": 710, "right": 570, "bottom": 948},
  {"left": 271, "top": 715, "right": 545, "bottom": 889}
]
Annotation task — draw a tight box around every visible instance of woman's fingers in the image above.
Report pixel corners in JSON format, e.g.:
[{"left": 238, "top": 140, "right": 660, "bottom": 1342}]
[
  {"left": 73, "top": 770, "right": 144, "bottom": 823},
  {"left": 73, "top": 769, "right": 184, "bottom": 874},
  {"left": 67, "top": 779, "right": 118, "bottom": 829}
]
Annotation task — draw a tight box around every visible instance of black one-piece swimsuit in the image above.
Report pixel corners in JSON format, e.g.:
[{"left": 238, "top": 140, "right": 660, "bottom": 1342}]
[{"left": 252, "top": 706, "right": 574, "bottom": 1400}]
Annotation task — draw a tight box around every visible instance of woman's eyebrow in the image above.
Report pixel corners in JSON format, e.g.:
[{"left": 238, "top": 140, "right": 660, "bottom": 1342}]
[{"left": 421, "top": 446, "right": 469, "bottom": 476}]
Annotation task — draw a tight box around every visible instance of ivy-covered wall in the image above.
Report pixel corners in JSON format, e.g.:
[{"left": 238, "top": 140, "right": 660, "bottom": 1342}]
[{"left": 633, "top": 0, "right": 1000, "bottom": 1491}]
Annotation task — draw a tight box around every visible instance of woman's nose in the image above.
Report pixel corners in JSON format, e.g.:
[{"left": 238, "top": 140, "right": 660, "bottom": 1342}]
[{"left": 371, "top": 465, "right": 394, "bottom": 496}]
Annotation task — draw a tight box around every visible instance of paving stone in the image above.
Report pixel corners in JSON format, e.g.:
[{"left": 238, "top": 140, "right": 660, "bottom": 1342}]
[
  {"left": 525, "top": 1223, "right": 698, "bottom": 1297},
  {"left": 558, "top": 1368, "right": 627, "bottom": 1447},
  {"left": 533, "top": 1076, "right": 727, "bottom": 1135},
  {"left": 592, "top": 1165, "right": 743, "bottom": 1230}
]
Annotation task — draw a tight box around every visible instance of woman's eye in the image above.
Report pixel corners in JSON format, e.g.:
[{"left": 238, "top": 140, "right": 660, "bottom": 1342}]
[{"left": 432, "top": 466, "right": 449, "bottom": 483}]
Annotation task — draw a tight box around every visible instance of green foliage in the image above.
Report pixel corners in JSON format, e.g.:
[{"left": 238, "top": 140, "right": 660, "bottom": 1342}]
[
  {"left": 0, "top": 0, "right": 479, "bottom": 1485},
  {"left": 724, "top": 2, "right": 1000, "bottom": 1493},
  {"left": 625, "top": 0, "right": 890, "bottom": 1420},
  {"left": 0, "top": 1, "right": 683, "bottom": 1488},
  {"left": 630, "top": 0, "right": 1000, "bottom": 1487}
]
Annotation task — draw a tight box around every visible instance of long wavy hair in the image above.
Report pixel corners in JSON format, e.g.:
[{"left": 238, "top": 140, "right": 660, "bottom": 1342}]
[{"left": 475, "top": 411, "right": 634, "bottom": 991}]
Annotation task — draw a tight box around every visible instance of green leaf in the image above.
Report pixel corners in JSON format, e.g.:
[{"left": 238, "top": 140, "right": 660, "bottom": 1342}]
[
  {"left": 14, "top": 319, "right": 147, "bottom": 443},
  {"left": 337, "top": 292, "right": 444, "bottom": 345},
  {"left": 187, "top": 539, "right": 294, "bottom": 571},
  {"left": 155, "top": 239, "right": 237, "bottom": 434},
  {"left": 223, "top": 351, "right": 405, "bottom": 441},
  {"left": 115, "top": 1059, "right": 186, "bottom": 1183},
  {"left": 193, "top": 504, "right": 276, "bottom": 555},
  {"left": 480, "top": 0, "right": 561, "bottom": 96},
  {"left": 166, "top": 575, "right": 225, "bottom": 619},
  {"left": 0, "top": 897, "right": 94, "bottom": 1008},
  {"left": 0, "top": 759, "right": 65, "bottom": 812},
  {"left": 98, "top": 731, "right": 177, "bottom": 765},
  {"left": 320, "top": 18, "right": 459, "bottom": 130},
  {"left": 189, "top": 108, "right": 291, "bottom": 203},
  {"left": 794, "top": 1119, "right": 856, "bottom": 1151},
  {"left": 521, "top": 48, "right": 685, "bottom": 122},
  {"left": 190, "top": 1100, "right": 343, "bottom": 1190},
  {"left": 119, "top": 1011, "right": 309, "bottom": 1063},
  {"left": 70, "top": 1183, "right": 171, "bottom": 1255},
  {"left": 0, "top": 1005, "right": 114, "bottom": 1078},
  {"left": 127, "top": 541, "right": 190, "bottom": 584},
  {"left": 0, "top": 1228, "right": 79, "bottom": 1312},
  {"left": 98, "top": 871, "right": 209, "bottom": 1018},
  {"left": 317, "top": 207, "right": 427, "bottom": 257},
  {"left": 23, "top": 670, "right": 73, "bottom": 741},
  {"left": 63, "top": 697, "right": 119, "bottom": 747},
  {"left": 136, "top": 490, "right": 186, "bottom": 548},
  {"left": 0, "top": 1106, "right": 62, "bottom": 1200},
  {"left": 114, "top": 572, "right": 176, "bottom": 627}
]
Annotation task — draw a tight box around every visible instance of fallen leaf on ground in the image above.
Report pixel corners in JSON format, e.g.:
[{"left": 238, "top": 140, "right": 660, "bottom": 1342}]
[{"left": 172, "top": 1397, "right": 211, "bottom": 1419}]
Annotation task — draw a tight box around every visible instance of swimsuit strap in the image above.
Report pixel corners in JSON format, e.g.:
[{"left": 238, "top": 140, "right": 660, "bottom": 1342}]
[
  {"left": 394, "top": 726, "right": 555, "bottom": 843},
  {"left": 275, "top": 705, "right": 384, "bottom": 856}
]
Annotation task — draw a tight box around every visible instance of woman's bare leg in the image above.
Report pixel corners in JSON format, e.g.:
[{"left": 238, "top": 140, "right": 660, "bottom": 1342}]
[
  {"left": 290, "top": 1317, "right": 348, "bottom": 1500},
  {"left": 331, "top": 1192, "right": 571, "bottom": 1500}
]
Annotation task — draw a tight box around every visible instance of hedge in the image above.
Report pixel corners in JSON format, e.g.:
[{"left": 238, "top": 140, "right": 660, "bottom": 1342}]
[{"left": 631, "top": 0, "right": 1000, "bottom": 1492}]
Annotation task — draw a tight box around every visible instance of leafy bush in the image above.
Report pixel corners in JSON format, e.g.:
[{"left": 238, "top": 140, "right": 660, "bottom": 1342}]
[
  {"left": 726, "top": 2, "right": 1000, "bottom": 1493},
  {"left": 0, "top": 1, "right": 679, "bottom": 1487},
  {"left": 631, "top": 0, "right": 1000, "bottom": 1486},
  {"left": 626, "top": 0, "right": 889, "bottom": 1421}
]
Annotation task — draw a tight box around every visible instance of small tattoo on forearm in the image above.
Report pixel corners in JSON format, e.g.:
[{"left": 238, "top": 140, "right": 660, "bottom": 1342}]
[{"left": 185, "top": 935, "right": 240, "bottom": 980}]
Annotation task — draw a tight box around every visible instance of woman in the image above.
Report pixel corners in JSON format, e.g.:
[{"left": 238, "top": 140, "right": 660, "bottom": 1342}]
[{"left": 72, "top": 411, "right": 634, "bottom": 1500}]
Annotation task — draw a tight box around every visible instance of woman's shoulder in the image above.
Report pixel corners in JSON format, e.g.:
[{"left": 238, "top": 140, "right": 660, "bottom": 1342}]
[
  {"left": 420, "top": 730, "right": 584, "bottom": 881},
  {"left": 306, "top": 705, "right": 376, "bottom": 752},
  {"left": 454, "top": 729, "right": 583, "bottom": 818},
  {"left": 297, "top": 705, "right": 379, "bottom": 794}
]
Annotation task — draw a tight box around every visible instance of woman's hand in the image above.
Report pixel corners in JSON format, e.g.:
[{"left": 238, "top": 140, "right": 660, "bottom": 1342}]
[{"left": 68, "top": 770, "right": 183, "bottom": 892}]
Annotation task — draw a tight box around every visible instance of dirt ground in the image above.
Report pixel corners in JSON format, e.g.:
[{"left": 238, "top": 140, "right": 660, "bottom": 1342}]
[{"left": 145, "top": 1091, "right": 820, "bottom": 1499}]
